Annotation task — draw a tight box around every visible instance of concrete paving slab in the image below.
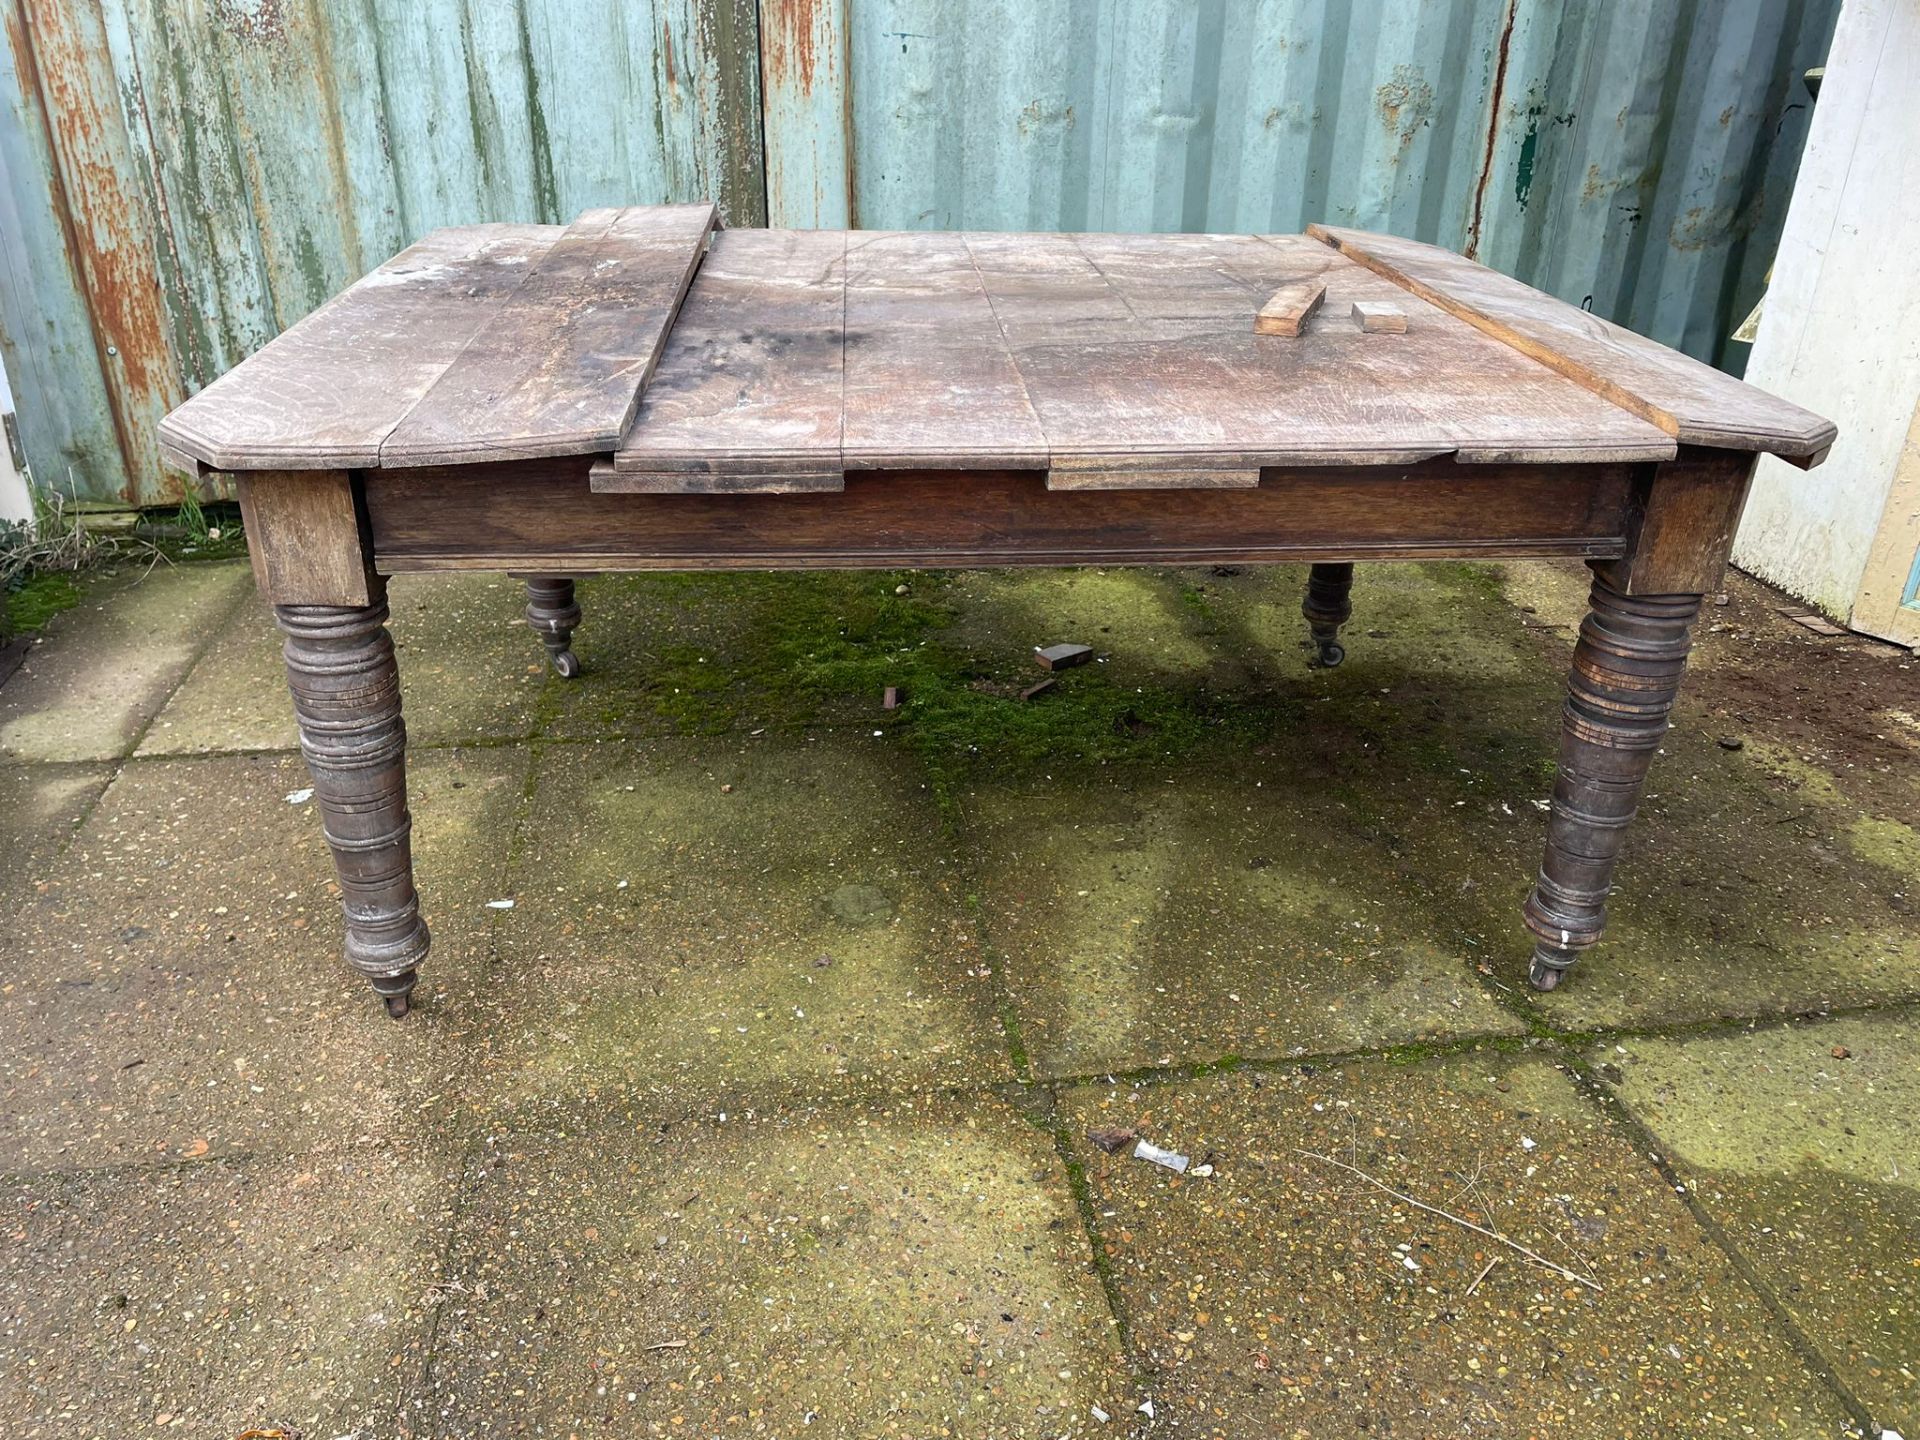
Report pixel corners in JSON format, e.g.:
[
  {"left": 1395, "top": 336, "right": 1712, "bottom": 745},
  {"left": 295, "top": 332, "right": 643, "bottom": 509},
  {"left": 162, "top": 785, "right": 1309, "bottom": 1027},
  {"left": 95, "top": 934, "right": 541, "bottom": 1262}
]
[
  {"left": 0, "top": 762, "right": 111, "bottom": 902},
  {"left": 0, "top": 562, "right": 250, "bottom": 762},
  {"left": 1, "top": 1145, "right": 458, "bottom": 1439},
  {"left": 137, "top": 573, "right": 551, "bottom": 755},
  {"left": 465, "top": 732, "right": 1014, "bottom": 1121},
  {"left": 958, "top": 751, "right": 1524, "bottom": 1078},
  {"left": 419, "top": 1094, "right": 1132, "bottom": 1437},
  {"left": 1406, "top": 718, "right": 1920, "bottom": 1030},
  {"left": 1596, "top": 1015, "right": 1920, "bottom": 1432},
  {"left": 1058, "top": 1054, "right": 1860, "bottom": 1438},
  {"left": 0, "top": 747, "right": 525, "bottom": 1171}
]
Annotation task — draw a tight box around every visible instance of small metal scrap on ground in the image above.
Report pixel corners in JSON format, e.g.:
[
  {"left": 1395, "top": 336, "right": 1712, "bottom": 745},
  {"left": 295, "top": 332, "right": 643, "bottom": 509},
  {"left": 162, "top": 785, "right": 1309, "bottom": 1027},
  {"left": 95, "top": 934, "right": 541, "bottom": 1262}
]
[{"left": 1132, "top": 1138, "right": 1190, "bottom": 1174}]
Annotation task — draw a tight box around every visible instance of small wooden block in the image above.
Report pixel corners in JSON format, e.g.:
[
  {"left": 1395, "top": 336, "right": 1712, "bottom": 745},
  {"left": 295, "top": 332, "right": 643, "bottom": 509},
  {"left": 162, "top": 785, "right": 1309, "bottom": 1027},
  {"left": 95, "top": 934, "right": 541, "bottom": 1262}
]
[
  {"left": 1352, "top": 301, "right": 1408, "bottom": 334},
  {"left": 1254, "top": 279, "right": 1326, "bottom": 337},
  {"left": 1020, "top": 678, "right": 1058, "bottom": 701},
  {"left": 882, "top": 686, "right": 902, "bottom": 709},
  {"left": 1034, "top": 643, "right": 1094, "bottom": 671}
]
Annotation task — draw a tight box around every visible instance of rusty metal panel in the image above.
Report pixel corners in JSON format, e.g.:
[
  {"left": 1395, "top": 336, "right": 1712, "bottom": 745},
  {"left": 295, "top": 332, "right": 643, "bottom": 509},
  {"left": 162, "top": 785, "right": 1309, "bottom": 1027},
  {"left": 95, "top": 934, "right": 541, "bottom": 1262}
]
[{"left": 0, "top": 2, "right": 125, "bottom": 503}]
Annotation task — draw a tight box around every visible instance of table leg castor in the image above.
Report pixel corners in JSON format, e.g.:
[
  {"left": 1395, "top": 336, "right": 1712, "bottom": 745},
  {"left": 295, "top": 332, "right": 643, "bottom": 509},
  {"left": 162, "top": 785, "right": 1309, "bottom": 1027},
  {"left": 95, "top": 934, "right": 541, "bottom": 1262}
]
[
  {"left": 1303, "top": 562, "right": 1354, "bottom": 668},
  {"left": 519, "top": 575, "right": 583, "bottom": 679},
  {"left": 374, "top": 968, "right": 418, "bottom": 1018}
]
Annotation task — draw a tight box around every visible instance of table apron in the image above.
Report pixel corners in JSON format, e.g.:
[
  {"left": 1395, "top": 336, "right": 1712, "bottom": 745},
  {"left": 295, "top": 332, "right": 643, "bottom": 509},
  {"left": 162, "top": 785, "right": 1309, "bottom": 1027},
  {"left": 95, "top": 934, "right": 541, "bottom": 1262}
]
[{"left": 363, "top": 457, "right": 1636, "bottom": 573}]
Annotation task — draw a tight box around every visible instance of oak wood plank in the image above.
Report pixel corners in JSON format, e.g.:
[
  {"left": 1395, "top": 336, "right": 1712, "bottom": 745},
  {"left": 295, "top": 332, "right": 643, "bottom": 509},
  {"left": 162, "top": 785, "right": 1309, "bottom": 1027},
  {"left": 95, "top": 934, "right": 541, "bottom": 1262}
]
[
  {"left": 1594, "top": 446, "right": 1757, "bottom": 595},
  {"left": 366, "top": 456, "right": 1634, "bottom": 571},
  {"left": 1309, "top": 224, "right": 1838, "bottom": 462},
  {"left": 380, "top": 203, "right": 716, "bottom": 467},
  {"left": 841, "top": 231, "right": 1049, "bottom": 468},
  {"left": 159, "top": 225, "right": 562, "bottom": 471},
  {"left": 236, "top": 470, "right": 373, "bottom": 606},
  {"left": 965, "top": 232, "right": 1675, "bottom": 474},
  {"left": 589, "top": 460, "right": 844, "bottom": 494},
  {"left": 612, "top": 228, "right": 847, "bottom": 489}
]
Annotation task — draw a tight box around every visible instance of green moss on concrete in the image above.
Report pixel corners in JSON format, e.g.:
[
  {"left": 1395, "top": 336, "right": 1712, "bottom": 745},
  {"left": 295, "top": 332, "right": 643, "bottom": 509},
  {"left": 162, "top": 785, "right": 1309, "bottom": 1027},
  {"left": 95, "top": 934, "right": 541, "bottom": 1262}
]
[
  {"left": 3, "top": 571, "right": 84, "bottom": 633},
  {"left": 466, "top": 734, "right": 1014, "bottom": 1118},
  {"left": 958, "top": 752, "right": 1523, "bottom": 1079},
  {"left": 2, "top": 1149, "right": 455, "bottom": 1439}
]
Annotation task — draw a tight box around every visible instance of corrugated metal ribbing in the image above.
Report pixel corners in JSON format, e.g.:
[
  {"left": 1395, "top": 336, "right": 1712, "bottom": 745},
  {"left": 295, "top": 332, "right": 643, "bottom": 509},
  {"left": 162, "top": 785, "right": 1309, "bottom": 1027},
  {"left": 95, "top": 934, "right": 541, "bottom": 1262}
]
[{"left": 0, "top": 0, "right": 1835, "bottom": 505}]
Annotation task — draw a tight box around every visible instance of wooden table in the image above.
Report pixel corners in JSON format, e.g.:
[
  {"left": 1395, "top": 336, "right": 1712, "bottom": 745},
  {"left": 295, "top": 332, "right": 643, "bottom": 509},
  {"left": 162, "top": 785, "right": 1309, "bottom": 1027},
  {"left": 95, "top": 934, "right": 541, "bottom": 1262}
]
[{"left": 160, "top": 205, "right": 1835, "bottom": 1017}]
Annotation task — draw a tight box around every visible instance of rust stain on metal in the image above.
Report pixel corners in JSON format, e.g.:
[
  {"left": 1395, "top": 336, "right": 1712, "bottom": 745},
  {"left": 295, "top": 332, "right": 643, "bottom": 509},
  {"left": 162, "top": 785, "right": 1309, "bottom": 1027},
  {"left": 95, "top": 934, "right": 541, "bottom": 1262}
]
[
  {"left": 1374, "top": 65, "right": 1433, "bottom": 160},
  {"left": 10, "top": 0, "right": 184, "bottom": 501},
  {"left": 761, "top": 0, "right": 825, "bottom": 95},
  {"left": 1464, "top": 0, "right": 1519, "bottom": 260}
]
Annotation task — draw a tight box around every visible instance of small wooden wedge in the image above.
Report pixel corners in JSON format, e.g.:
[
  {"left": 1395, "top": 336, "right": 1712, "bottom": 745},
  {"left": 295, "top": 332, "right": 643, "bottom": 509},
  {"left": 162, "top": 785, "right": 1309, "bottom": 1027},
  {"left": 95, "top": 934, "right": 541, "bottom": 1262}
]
[{"left": 1254, "top": 279, "right": 1327, "bottom": 337}]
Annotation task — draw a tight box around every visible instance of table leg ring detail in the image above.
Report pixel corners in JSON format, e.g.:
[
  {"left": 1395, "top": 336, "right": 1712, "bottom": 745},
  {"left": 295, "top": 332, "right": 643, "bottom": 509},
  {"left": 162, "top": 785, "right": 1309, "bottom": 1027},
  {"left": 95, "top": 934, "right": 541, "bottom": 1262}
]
[
  {"left": 1521, "top": 568, "right": 1702, "bottom": 992},
  {"left": 277, "top": 582, "right": 433, "bottom": 1016}
]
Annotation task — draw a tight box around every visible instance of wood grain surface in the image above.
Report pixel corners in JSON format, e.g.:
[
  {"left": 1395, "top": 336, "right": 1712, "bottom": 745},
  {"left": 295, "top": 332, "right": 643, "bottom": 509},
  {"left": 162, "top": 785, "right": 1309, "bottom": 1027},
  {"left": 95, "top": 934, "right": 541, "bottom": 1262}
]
[
  {"left": 367, "top": 457, "right": 1636, "bottom": 571},
  {"left": 1255, "top": 279, "right": 1326, "bottom": 336},
  {"left": 160, "top": 225, "right": 561, "bottom": 470},
  {"left": 380, "top": 204, "right": 715, "bottom": 466},
  {"left": 611, "top": 228, "right": 847, "bottom": 488},
  {"left": 166, "top": 217, "right": 1834, "bottom": 484},
  {"left": 841, "top": 231, "right": 1048, "bottom": 468},
  {"left": 967, "top": 232, "right": 1676, "bottom": 472},
  {"left": 1309, "top": 224, "right": 1837, "bottom": 462}
]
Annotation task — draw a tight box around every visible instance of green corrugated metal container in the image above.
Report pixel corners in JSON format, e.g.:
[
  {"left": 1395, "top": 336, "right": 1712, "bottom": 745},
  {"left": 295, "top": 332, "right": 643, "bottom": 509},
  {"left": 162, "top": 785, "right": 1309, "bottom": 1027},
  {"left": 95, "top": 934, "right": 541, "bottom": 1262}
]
[{"left": 0, "top": 0, "right": 1835, "bottom": 506}]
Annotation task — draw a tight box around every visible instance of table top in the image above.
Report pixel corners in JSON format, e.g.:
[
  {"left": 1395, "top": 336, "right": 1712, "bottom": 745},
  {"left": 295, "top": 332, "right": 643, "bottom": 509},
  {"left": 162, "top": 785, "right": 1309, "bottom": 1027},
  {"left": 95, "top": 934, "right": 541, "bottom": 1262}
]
[{"left": 160, "top": 204, "right": 1836, "bottom": 492}]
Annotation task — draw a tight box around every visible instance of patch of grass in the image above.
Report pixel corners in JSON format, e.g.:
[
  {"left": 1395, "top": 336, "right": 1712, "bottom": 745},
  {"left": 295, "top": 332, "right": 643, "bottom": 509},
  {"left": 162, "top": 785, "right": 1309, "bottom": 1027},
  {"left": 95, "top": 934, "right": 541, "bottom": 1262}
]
[
  {"left": 4, "top": 571, "right": 83, "bottom": 632},
  {"left": 1, "top": 480, "right": 248, "bottom": 640},
  {"left": 1, "top": 484, "right": 115, "bottom": 639}
]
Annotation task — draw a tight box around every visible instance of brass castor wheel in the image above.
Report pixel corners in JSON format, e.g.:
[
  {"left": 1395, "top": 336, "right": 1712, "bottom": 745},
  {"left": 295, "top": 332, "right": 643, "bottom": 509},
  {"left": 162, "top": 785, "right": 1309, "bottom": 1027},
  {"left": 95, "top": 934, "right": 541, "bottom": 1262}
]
[
  {"left": 1314, "top": 639, "right": 1345, "bottom": 668},
  {"left": 1528, "top": 957, "right": 1565, "bottom": 991},
  {"left": 550, "top": 649, "right": 581, "bottom": 679},
  {"left": 376, "top": 967, "right": 417, "bottom": 1019}
]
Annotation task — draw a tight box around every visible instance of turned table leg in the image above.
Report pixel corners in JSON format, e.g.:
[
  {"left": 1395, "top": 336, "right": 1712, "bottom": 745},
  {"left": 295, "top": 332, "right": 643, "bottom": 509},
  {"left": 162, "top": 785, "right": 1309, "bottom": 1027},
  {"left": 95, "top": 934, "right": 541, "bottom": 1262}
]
[
  {"left": 1522, "top": 568, "right": 1701, "bottom": 990},
  {"left": 1302, "top": 562, "right": 1354, "bottom": 667},
  {"left": 519, "top": 575, "right": 582, "bottom": 678},
  {"left": 276, "top": 582, "right": 432, "bottom": 1017}
]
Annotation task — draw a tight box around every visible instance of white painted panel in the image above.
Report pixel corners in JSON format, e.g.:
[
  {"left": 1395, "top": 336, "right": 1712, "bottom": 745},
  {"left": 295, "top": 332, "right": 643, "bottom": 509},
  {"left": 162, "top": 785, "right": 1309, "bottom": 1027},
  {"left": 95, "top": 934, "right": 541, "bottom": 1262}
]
[
  {"left": 1736, "top": 0, "right": 1920, "bottom": 622},
  {"left": 0, "top": 356, "right": 29, "bottom": 526}
]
